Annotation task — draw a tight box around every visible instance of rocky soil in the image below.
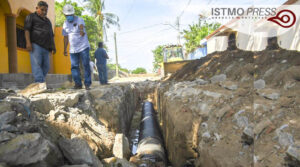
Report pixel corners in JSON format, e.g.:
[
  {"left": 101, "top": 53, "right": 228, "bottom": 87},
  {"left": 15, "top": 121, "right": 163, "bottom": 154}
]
[
  {"left": 0, "top": 49, "right": 299, "bottom": 167},
  {"left": 157, "top": 49, "right": 300, "bottom": 167},
  {"left": 0, "top": 81, "right": 157, "bottom": 167}
]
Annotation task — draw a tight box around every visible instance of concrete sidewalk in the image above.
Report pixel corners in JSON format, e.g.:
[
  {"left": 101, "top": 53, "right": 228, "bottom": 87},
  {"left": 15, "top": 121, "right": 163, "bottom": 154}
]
[{"left": 0, "top": 74, "right": 72, "bottom": 89}]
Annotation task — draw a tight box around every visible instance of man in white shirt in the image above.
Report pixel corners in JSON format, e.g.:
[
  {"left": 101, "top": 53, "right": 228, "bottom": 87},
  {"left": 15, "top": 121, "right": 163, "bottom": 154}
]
[{"left": 62, "top": 4, "right": 91, "bottom": 90}]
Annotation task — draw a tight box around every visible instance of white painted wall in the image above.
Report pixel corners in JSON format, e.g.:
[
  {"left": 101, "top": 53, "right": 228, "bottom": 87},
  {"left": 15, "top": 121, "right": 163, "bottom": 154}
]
[
  {"left": 237, "top": 32, "right": 268, "bottom": 51},
  {"left": 207, "top": 36, "right": 228, "bottom": 54},
  {"left": 278, "top": 0, "right": 300, "bottom": 51},
  {"left": 208, "top": 0, "right": 300, "bottom": 52},
  {"left": 278, "top": 20, "right": 300, "bottom": 51}
]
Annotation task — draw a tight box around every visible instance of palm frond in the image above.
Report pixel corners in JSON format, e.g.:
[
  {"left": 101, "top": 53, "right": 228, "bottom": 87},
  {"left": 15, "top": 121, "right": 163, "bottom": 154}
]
[
  {"left": 103, "top": 13, "right": 119, "bottom": 22},
  {"left": 84, "top": 0, "right": 120, "bottom": 38},
  {"left": 103, "top": 26, "right": 108, "bottom": 41},
  {"left": 103, "top": 13, "right": 120, "bottom": 29},
  {"left": 101, "top": 0, "right": 105, "bottom": 10}
]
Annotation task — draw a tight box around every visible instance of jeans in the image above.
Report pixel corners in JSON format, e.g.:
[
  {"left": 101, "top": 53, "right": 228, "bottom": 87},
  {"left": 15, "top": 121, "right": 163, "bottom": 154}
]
[
  {"left": 30, "top": 43, "right": 50, "bottom": 83},
  {"left": 70, "top": 47, "right": 91, "bottom": 87},
  {"left": 97, "top": 64, "right": 108, "bottom": 84}
]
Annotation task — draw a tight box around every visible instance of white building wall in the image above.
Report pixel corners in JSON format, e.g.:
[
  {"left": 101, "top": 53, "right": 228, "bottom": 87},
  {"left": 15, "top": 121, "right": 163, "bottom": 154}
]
[
  {"left": 278, "top": 0, "right": 300, "bottom": 51},
  {"left": 208, "top": 0, "right": 300, "bottom": 53},
  {"left": 237, "top": 32, "right": 267, "bottom": 51},
  {"left": 237, "top": 33, "right": 251, "bottom": 50},
  {"left": 207, "top": 36, "right": 228, "bottom": 54},
  {"left": 278, "top": 20, "right": 300, "bottom": 51}
]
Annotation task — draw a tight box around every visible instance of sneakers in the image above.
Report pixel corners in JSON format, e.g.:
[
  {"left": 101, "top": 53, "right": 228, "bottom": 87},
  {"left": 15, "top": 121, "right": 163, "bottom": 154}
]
[
  {"left": 73, "top": 84, "right": 82, "bottom": 89},
  {"left": 100, "top": 82, "right": 110, "bottom": 85},
  {"left": 73, "top": 85, "right": 91, "bottom": 90}
]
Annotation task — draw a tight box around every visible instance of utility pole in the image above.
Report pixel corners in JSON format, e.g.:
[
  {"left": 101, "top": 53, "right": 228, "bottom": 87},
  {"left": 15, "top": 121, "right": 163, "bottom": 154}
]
[
  {"left": 176, "top": 16, "right": 181, "bottom": 45},
  {"left": 163, "top": 17, "right": 181, "bottom": 45},
  {"left": 114, "top": 32, "right": 119, "bottom": 78}
]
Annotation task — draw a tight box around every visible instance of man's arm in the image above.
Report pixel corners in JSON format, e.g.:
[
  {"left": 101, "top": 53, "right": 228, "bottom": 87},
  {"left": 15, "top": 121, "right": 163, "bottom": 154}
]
[
  {"left": 53, "top": 41, "right": 56, "bottom": 55},
  {"left": 24, "top": 14, "right": 32, "bottom": 52},
  {"left": 64, "top": 36, "right": 69, "bottom": 56},
  {"left": 105, "top": 51, "right": 109, "bottom": 59},
  {"left": 25, "top": 30, "right": 32, "bottom": 51}
]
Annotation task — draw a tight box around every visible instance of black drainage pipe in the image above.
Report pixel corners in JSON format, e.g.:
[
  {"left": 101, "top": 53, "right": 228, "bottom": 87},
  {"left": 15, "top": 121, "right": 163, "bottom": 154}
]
[{"left": 130, "top": 101, "right": 167, "bottom": 166}]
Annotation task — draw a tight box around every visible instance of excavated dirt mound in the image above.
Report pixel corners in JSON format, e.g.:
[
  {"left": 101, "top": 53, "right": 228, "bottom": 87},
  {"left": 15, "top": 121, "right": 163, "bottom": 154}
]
[
  {"left": 169, "top": 49, "right": 300, "bottom": 87},
  {"left": 168, "top": 50, "right": 254, "bottom": 82},
  {"left": 157, "top": 49, "right": 300, "bottom": 167}
]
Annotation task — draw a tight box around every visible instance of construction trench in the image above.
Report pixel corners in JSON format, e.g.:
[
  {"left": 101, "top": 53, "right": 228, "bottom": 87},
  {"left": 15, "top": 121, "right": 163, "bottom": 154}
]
[{"left": 0, "top": 46, "right": 300, "bottom": 167}]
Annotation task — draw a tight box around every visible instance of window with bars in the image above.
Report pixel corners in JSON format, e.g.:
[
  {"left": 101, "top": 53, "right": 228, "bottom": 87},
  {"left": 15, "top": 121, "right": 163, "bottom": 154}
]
[{"left": 16, "top": 25, "right": 26, "bottom": 49}]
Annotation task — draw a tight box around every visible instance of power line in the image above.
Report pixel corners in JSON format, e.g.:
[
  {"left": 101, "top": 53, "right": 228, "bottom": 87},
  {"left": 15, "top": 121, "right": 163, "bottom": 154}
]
[
  {"left": 123, "top": 0, "right": 137, "bottom": 22},
  {"left": 107, "top": 27, "right": 174, "bottom": 58},
  {"left": 119, "top": 23, "right": 163, "bottom": 35},
  {"left": 179, "top": 0, "right": 192, "bottom": 18},
  {"left": 105, "top": 23, "right": 163, "bottom": 39},
  {"left": 116, "top": 27, "right": 173, "bottom": 46}
]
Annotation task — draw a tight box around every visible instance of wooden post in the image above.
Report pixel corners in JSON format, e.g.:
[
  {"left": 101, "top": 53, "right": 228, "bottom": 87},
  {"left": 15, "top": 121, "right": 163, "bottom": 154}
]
[
  {"left": 6, "top": 14, "right": 18, "bottom": 73},
  {"left": 114, "top": 32, "right": 119, "bottom": 78}
]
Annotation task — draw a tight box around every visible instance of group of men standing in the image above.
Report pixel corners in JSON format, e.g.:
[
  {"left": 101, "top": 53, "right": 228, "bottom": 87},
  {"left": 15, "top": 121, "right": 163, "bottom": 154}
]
[{"left": 24, "top": 1, "right": 109, "bottom": 90}]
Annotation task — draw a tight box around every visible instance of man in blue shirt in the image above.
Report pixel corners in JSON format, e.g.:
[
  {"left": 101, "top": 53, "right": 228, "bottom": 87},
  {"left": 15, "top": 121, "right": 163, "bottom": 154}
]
[
  {"left": 95, "top": 42, "right": 109, "bottom": 85},
  {"left": 62, "top": 4, "right": 91, "bottom": 90}
]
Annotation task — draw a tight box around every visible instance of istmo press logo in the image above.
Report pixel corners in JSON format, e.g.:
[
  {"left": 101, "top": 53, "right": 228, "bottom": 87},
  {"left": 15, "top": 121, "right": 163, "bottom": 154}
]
[
  {"left": 203, "top": 5, "right": 299, "bottom": 37},
  {"left": 267, "top": 9, "right": 296, "bottom": 28}
]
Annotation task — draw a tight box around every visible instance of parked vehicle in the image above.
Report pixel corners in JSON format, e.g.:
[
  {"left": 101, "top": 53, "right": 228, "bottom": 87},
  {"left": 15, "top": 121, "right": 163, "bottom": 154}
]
[{"left": 162, "top": 45, "right": 191, "bottom": 76}]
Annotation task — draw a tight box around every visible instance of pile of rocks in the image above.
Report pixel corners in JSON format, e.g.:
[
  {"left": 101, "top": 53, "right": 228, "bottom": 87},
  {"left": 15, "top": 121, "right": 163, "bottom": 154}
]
[{"left": 0, "top": 83, "right": 146, "bottom": 167}]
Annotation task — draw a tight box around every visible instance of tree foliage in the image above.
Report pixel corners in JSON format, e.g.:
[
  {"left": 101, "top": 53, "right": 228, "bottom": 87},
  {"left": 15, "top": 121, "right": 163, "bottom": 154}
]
[
  {"left": 55, "top": 0, "right": 84, "bottom": 27},
  {"left": 84, "top": 0, "right": 120, "bottom": 41},
  {"left": 152, "top": 45, "right": 164, "bottom": 72},
  {"left": 132, "top": 67, "right": 147, "bottom": 74},
  {"left": 183, "top": 21, "right": 221, "bottom": 54},
  {"left": 82, "top": 15, "right": 100, "bottom": 59},
  {"left": 107, "top": 64, "right": 129, "bottom": 73}
]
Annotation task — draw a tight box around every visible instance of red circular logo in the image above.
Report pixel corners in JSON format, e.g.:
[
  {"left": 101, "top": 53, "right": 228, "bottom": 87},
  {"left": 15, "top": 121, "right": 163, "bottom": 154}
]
[{"left": 267, "top": 9, "right": 296, "bottom": 28}]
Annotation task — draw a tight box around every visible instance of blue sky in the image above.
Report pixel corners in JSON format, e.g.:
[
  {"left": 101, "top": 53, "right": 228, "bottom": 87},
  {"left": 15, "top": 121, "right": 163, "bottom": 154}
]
[{"left": 57, "top": 0, "right": 286, "bottom": 72}]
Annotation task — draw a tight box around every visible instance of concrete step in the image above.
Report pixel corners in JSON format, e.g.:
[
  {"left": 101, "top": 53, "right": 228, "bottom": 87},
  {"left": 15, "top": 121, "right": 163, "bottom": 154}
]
[{"left": 0, "top": 74, "right": 72, "bottom": 89}]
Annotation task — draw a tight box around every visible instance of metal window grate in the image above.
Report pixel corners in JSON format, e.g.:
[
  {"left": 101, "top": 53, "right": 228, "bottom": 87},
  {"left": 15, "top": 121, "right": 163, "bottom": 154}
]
[{"left": 16, "top": 25, "right": 26, "bottom": 49}]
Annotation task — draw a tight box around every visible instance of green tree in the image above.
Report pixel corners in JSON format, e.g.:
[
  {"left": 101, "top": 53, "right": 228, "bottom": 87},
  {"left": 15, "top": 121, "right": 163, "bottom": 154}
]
[
  {"left": 152, "top": 45, "right": 164, "bottom": 72},
  {"left": 132, "top": 67, "right": 147, "bottom": 74},
  {"left": 107, "top": 64, "right": 129, "bottom": 73},
  {"left": 183, "top": 21, "right": 221, "bottom": 54},
  {"left": 82, "top": 15, "right": 100, "bottom": 59},
  {"left": 84, "top": 0, "right": 120, "bottom": 41}
]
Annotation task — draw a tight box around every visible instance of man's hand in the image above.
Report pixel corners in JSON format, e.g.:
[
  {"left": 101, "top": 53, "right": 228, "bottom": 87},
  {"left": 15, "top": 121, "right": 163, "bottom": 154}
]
[
  {"left": 79, "top": 24, "right": 85, "bottom": 37},
  {"left": 52, "top": 49, "right": 56, "bottom": 55},
  {"left": 25, "top": 30, "right": 32, "bottom": 52},
  {"left": 26, "top": 43, "right": 32, "bottom": 52},
  {"left": 80, "top": 30, "right": 85, "bottom": 37},
  {"left": 64, "top": 50, "right": 68, "bottom": 56}
]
